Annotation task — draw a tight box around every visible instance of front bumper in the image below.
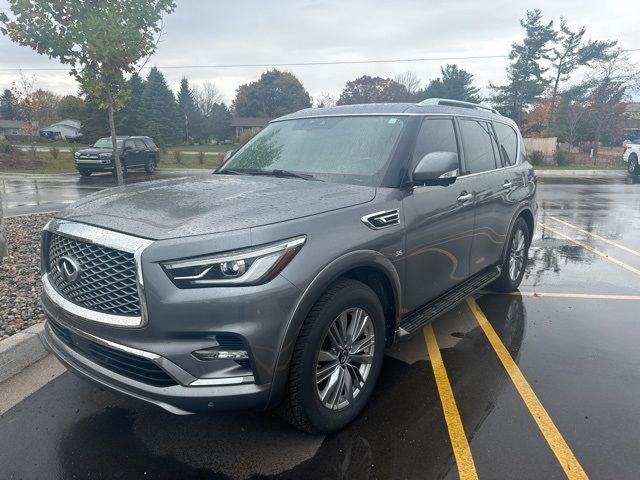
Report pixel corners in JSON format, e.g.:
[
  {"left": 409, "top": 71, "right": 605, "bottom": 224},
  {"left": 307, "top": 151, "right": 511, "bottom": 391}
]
[{"left": 42, "top": 319, "right": 272, "bottom": 414}]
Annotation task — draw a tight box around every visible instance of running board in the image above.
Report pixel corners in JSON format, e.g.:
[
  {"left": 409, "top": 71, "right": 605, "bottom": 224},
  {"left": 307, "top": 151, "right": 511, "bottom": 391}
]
[{"left": 396, "top": 266, "right": 501, "bottom": 338}]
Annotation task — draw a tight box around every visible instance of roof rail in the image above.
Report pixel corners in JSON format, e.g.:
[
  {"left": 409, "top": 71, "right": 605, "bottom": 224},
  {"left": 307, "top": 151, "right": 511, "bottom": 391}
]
[{"left": 417, "top": 98, "right": 499, "bottom": 115}]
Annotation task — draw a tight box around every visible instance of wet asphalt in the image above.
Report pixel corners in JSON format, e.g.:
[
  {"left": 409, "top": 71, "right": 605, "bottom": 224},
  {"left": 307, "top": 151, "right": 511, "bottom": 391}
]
[{"left": 1, "top": 173, "right": 640, "bottom": 479}]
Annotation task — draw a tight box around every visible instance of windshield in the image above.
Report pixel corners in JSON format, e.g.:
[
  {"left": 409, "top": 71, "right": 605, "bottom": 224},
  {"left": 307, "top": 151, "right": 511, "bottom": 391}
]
[
  {"left": 93, "top": 138, "right": 123, "bottom": 149},
  {"left": 220, "top": 116, "right": 406, "bottom": 186}
]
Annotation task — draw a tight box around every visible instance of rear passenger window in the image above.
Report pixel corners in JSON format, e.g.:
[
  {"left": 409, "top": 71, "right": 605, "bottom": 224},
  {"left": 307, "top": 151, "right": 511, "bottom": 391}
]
[
  {"left": 413, "top": 118, "right": 459, "bottom": 167},
  {"left": 459, "top": 120, "right": 499, "bottom": 174},
  {"left": 493, "top": 122, "right": 518, "bottom": 166},
  {"left": 134, "top": 139, "right": 146, "bottom": 148}
]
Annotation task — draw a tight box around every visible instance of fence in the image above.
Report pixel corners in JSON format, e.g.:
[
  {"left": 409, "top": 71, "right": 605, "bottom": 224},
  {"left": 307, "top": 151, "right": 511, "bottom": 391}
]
[{"left": 523, "top": 137, "right": 556, "bottom": 157}]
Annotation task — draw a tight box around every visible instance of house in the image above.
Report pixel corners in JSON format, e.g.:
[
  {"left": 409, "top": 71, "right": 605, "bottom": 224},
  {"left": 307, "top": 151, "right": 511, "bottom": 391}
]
[
  {"left": 622, "top": 103, "right": 640, "bottom": 141},
  {"left": 40, "top": 118, "right": 82, "bottom": 141},
  {"left": 230, "top": 117, "right": 271, "bottom": 140},
  {"left": 0, "top": 119, "right": 28, "bottom": 139}
]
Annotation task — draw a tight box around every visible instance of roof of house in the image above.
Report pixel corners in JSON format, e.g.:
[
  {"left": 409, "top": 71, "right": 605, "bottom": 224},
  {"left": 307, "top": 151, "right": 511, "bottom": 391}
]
[
  {"left": 42, "top": 119, "right": 81, "bottom": 131},
  {"left": 230, "top": 117, "right": 272, "bottom": 128},
  {"left": 0, "top": 119, "right": 26, "bottom": 129}
]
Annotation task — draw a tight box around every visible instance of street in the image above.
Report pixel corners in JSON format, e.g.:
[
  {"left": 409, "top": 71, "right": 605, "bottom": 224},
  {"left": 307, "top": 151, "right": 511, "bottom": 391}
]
[{"left": 1, "top": 173, "right": 640, "bottom": 479}]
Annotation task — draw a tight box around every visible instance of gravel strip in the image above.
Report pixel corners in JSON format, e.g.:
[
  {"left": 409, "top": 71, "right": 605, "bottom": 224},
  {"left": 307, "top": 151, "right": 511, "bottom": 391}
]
[{"left": 0, "top": 213, "right": 53, "bottom": 340}]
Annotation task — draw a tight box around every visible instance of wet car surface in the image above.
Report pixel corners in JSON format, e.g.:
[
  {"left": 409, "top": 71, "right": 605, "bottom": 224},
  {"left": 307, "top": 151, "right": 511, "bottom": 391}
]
[{"left": 1, "top": 173, "right": 640, "bottom": 479}]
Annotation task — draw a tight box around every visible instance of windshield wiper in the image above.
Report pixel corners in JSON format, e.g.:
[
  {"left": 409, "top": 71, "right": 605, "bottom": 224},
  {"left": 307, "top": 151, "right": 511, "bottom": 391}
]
[
  {"left": 270, "top": 169, "right": 320, "bottom": 181},
  {"left": 216, "top": 169, "right": 321, "bottom": 181}
]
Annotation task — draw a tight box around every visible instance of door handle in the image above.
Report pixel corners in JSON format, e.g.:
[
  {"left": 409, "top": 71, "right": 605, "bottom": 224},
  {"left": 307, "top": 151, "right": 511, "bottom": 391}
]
[
  {"left": 457, "top": 192, "right": 473, "bottom": 202},
  {"left": 502, "top": 181, "right": 513, "bottom": 189}
]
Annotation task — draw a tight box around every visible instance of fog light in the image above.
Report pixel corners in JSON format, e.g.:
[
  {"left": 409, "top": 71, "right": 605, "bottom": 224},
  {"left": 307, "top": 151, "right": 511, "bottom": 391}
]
[{"left": 192, "top": 348, "right": 249, "bottom": 361}]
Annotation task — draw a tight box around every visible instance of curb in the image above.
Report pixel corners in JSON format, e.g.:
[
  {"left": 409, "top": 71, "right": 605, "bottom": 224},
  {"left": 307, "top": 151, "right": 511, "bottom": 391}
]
[
  {"left": 0, "top": 322, "right": 48, "bottom": 384},
  {"left": 536, "top": 169, "right": 627, "bottom": 176}
]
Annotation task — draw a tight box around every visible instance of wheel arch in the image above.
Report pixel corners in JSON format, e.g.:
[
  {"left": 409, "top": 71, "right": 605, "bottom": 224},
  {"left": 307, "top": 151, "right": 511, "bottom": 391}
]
[
  {"left": 499, "top": 205, "right": 535, "bottom": 265},
  {"left": 267, "top": 250, "right": 401, "bottom": 408}
]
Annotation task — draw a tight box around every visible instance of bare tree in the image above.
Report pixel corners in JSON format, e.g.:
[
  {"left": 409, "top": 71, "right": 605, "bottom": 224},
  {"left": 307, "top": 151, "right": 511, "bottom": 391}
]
[
  {"left": 586, "top": 49, "right": 640, "bottom": 159},
  {"left": 193, "top": 81, "right": 223, "bottom": 116},
  {"left": 394, "top": 71, "right": 421, "bottom": 100},
  {"left": 11, "top": 71, "right": 39, "bottom": 162},
  {"left": 315, "top": 92, "right": 337, "bottom": 108}
]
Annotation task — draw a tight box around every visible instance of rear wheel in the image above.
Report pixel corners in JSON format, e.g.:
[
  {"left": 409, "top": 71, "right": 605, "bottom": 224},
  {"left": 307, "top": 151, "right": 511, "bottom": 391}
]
[
  {"left": 78, "top": 169, "right": 92, "bottom": 177},
  {"left": 279, "top": 278, "right": 385, "bottom": 434},
  {"left": 628, "top": 155, "right": 639, "bottom": 175},
  {"left": 490, "top": 217, "right": 530, "bottom": 292}
]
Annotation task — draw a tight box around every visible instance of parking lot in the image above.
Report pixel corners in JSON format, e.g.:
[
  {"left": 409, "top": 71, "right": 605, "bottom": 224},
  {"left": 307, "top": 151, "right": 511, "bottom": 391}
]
[{"left": 1, "top": 173, "right": 639, "bottom": 479}]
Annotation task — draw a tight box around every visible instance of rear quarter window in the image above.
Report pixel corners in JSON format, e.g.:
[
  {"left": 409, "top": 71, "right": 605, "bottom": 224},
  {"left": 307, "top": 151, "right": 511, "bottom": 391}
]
[{"left": 493, "top": 122, "right": 519, "bottom": 167}]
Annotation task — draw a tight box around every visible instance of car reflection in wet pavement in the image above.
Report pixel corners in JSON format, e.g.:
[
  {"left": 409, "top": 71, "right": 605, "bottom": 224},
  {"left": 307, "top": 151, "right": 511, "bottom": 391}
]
[{"left": 2, "top": 173, "right": 640, "bottom": 479}]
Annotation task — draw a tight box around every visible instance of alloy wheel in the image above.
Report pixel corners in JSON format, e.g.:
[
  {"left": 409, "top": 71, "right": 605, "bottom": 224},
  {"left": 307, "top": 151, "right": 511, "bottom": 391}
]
[
  {"left": 315, "top": 307, "right": 375, "bottom": 411},
  {"left": 629, "top": 158, "right": 638, "bottom": 174},
  {"left": 509, "top": 228, "right": 526, "bottom": 281}
]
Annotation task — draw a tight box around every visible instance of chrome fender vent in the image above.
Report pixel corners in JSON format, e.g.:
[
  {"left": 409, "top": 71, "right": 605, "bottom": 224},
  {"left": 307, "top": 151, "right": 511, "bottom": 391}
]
[{"left": 361, "top": 209, "right": 400, "bottom": 230}]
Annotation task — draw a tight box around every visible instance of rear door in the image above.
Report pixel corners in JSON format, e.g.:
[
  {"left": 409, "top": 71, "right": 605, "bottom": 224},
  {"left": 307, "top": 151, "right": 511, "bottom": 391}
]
[
  {"left": 457, "top": 118, "right": 512, "bottom": 274},
  {"left": 402, "top": 117, "right": 476, "bottom": 313}
]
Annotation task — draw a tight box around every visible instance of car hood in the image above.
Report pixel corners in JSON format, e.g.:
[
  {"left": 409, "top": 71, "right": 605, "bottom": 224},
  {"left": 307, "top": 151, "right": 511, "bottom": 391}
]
[
  {"left": 77, "top": 147, "right": 114, "bottom": 155},
  {"left": 57, "top": 175, "right": 377, "bottom": 240}
]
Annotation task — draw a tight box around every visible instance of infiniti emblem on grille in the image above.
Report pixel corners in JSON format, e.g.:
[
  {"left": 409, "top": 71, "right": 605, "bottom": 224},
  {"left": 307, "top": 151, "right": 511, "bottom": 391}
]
[{"left": 56, "top": 255, "right": 81, "bottom": 282}]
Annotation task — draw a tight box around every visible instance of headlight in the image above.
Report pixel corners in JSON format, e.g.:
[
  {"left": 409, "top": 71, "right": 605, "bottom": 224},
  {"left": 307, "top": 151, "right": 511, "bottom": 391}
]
[
  {"left": 74, "top": 151, "right": 80, "bottom": 158},
  {"left": 98, "top": 152, "right": 112, "bottom": 159},
  {"left": 162, "top": 236, "right": 305, "bottom": 287}
]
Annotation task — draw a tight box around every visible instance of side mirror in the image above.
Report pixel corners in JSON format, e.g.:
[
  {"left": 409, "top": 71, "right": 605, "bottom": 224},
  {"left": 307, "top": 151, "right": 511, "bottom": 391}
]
[
  {"left": 124, "top": 145, "right": 133, "bottom": 151},
  {"left": 412, "top": 151, "right": 459, "bottom": 186},
  {"left": 222, "top": 150, "right": 235, "bottom": 163}
]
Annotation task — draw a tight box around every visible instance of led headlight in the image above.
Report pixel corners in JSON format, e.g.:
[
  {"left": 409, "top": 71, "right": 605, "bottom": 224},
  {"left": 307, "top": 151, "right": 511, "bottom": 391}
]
[{"left": 162, "top": 236, "right": 305, "bottom": 287}]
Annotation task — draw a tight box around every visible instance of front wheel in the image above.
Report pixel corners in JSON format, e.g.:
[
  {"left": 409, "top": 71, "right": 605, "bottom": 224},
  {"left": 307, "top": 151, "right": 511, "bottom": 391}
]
[
  {"left": 628, "top": 155, "right": 639, "bottom": 175},
  {"left": 78, "top": 169, "right": 92, "bottom": 177},
  {"left": 490, "top": 217, "right": 530, "bottom": 292},
  {"left": 279, "top": 278, "right": 385, "bottom": 434},
  {"left": 144, "top": 158, "right": 156, "bottom": 174}
]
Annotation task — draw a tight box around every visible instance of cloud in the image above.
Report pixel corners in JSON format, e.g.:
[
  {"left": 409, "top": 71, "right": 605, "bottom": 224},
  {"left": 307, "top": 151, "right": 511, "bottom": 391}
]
[{"left": 0, "top": 0, "right": 637, "bottom": 103}]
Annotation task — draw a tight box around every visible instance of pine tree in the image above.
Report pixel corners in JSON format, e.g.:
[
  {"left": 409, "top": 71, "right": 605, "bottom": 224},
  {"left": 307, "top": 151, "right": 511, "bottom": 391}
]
[
  {"left": 177, "top": 78, "right": 201, "bottom": 142},
  {"left": 416, "top": 65, "right": 481, "bottom": 103},
  {"left": 489, "top": 10, "right": 556, "bottom": 126},
  {"left": 80, "top": 96, "right": 110, "bottom": 143},
  {"left": 0, "top": 89, "right": 18, "bottom": 119},
  {"left": 117, "top": 73, "right": 145, "bottom": 134},
  {"left": 140, "top": 67, "right": 181, "bottom": 146}
]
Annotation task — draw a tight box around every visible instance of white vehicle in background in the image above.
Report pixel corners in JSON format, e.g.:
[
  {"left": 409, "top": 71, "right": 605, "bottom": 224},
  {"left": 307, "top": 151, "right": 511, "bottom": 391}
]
[{"left": 623, "top": 141, "right": 640, "bottom": 174}]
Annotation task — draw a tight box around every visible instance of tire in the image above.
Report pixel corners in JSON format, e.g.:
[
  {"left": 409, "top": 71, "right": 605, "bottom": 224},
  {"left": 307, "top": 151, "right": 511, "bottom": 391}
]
[
  {"left": 490, "top": 217, "right": 530, "bottom": 293},
  {"left": 279, "top": 278, "right": 386, "bottom": 434},
  {"left": 78, "top": 169, "right": 92, "bottom": 177},
  {"left": 144, "top": 158, "right": 156, "bottom": 174},
  {"left": 628, "top": 155, "right": 639, "bottom": 175}
]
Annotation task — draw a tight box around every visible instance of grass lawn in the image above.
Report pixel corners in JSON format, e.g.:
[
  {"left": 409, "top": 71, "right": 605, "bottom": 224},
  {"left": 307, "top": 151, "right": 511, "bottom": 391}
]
[{"left": 0, "top": 150, "right": 222, "bottom": 174}]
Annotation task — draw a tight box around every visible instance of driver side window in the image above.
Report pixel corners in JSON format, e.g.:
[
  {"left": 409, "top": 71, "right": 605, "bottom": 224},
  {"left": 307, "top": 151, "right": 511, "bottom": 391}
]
[{"left": 412, "top": 118, "right": 460, "bottom": 173}]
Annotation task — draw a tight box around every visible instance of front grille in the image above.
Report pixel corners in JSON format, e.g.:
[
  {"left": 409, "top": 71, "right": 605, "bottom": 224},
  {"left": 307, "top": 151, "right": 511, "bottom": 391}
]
[
  {"left": 47, "top": 233, "right": 141, "bottom": 316},
  {"left": 48, "top": 319, "right": 177, "bottom": 387}
]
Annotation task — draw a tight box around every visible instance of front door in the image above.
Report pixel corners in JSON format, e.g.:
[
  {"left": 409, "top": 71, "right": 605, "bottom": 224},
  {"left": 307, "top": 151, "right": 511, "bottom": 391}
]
[{"left": 402, "top": 117, "right": 476, "bottom": 313}]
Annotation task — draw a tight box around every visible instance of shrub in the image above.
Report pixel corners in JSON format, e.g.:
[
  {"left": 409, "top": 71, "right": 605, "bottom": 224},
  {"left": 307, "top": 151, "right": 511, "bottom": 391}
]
[
  {"left": 554, "top": 149, "right": 570, "bottom": 166},
  {"left": 50, "top": 146, "right": 60, "bottom": 160},
  {"left": 0, "top": 140, "right": 15, "bottom": 155},
  {"left": 528, "top": 150, "right": 544, "bottom": 166},
  {"left": 198, "top": 151, "right": 205, "bottom": 165},
  {"left": 174, "top": 150, "right": 182, "bottom": 164}
]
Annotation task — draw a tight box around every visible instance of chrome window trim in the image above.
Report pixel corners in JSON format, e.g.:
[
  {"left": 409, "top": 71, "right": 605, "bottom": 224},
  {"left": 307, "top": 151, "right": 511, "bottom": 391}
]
[
  {"left": 43, "top": 219, "right": 153, "bottom": 327},
  {"left": 46, "top": 319, "right": 254, "bottom": 387}
]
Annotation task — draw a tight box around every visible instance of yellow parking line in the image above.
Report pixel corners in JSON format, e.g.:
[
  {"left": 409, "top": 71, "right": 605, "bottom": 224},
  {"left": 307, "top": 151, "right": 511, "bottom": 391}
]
[
  {"left": 466, "top": 298, "right": 588, "bottom": 480},
  {"left": 423, "top": 324, "right": 479, "bottom": 480},
  {"left": 547, "top": 216, "right": 640, "bottom": 258},
  {"left": 481, "top": 291, "right": 640, "bottom": 301},
  {"left": 540, "top": 223, "right": 640, "bottom": 277}
]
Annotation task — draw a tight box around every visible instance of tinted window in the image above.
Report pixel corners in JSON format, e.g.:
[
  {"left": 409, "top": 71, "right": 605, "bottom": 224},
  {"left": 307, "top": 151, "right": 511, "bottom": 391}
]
[
  {"left": 123, "top": 140, "right": 133, "bottom": 149},
  {"left": 143, "top": 138, "right": 157, "bottom": 148},
  {"left": 459, "top": 120, "right": 498, "bottom": 174},
  {"left": 134, "top": 139, "right": 146, "bottom": 148},
  {"left": 413, "top": 118, "right": 459, "bottom": 168},
  {"left": 494, "top": 122, "right": 518, "bottom": 166}
]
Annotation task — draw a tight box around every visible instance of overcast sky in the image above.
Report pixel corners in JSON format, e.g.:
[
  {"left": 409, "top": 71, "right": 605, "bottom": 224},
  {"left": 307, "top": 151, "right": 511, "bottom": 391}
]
[{"left": 0, "top": 0, "right": 638, "bottom": 104}]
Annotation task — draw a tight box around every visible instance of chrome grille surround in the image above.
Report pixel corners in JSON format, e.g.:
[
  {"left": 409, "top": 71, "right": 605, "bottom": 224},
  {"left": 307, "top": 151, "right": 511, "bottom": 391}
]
[{"left": 43, "top": 219, "right": 153, "bottom": 327}]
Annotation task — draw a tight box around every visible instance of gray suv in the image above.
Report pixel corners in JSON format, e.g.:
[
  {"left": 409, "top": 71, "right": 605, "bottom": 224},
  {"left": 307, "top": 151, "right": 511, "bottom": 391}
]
[{"left": 41, "top": 99, "right": 536, "bottom": 433}]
